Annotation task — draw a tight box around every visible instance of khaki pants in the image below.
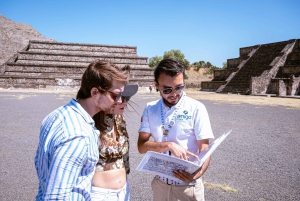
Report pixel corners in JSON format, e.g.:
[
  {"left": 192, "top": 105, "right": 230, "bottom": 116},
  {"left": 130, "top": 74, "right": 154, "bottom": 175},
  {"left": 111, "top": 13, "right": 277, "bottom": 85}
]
[{"left": 151, "top": 176, "right": 205, "bottom": 201}]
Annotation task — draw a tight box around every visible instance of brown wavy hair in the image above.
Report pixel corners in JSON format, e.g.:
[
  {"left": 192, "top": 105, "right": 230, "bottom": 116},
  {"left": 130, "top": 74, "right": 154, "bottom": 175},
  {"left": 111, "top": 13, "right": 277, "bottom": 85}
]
[
  {"left": 76, "top": 60, "right": 130, "bottom": 100},
  {"left": 92, "top": 64, "right": 131, "bottom": 134}
]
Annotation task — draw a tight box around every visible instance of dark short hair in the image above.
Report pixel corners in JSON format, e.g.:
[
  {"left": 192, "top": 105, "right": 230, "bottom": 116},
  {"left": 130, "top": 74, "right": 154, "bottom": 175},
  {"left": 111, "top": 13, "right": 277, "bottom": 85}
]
[
  {"left": 154, "top": 58, "right": 185, "bottom": 84},
  {"left": 76, "top": 60, "right": 130, "bottom": 99}
]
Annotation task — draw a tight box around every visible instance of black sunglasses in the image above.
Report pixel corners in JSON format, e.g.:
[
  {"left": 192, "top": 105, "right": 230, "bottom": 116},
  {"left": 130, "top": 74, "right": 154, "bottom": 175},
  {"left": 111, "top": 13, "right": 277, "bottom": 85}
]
[
  {"left": 106, "top": 91, "right": 122, "bottom": 103},
  {"left": 162, "top": 85, "right": 185, "bottom": 94},
  {"left": 121, "top": 96, "right": 131, "bottom": 103}
]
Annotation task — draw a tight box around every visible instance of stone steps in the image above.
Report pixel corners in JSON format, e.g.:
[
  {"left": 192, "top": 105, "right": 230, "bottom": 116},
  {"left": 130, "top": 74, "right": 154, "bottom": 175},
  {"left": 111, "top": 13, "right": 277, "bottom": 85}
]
[
  {"left": 4, "top": 63, "right": 153, "bottom": 77},
  {"left": 29, "top": 40, "right": 137, "bottom": 53},
  {"left": 3, "top": 71, "right": 153, "bottom": 79},
  {"left": 0, "top": 40, "right": 153, "bottom": 89},
  {"left": 0, "top": 73, "right": 153, "bottom": 80},
  {"left": 17, "top": 52, "right": 148, "bottom": 65},
  {"left": 27, "top": 49, "right": 139, "bottom": 58},
  {"left": 221, "top": 40, "right": 294, "bottom": 94},
  {"left": 0, "top": 74, "right": 153, "bottom": 89},
  {"left": 2, "top": 72, "right": 82, "bottom": 78},
  {"left": 215, "top": 49, "right": 258, "bottom": 93},
  {"left": 5, "top": 60, "right": 150, "bottom": 69}
]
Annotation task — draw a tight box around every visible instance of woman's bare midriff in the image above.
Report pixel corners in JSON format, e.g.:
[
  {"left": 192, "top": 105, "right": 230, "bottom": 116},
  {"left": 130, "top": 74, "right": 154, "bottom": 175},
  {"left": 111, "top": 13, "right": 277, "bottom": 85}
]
[{"left": 92, "top": 168, "right": 127, "bottom": 190}]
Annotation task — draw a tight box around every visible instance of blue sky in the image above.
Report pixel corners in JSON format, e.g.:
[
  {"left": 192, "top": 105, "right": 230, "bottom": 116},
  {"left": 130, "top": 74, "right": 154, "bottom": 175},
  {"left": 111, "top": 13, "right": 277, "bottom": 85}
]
[{"left": 1, "top": 0, "right": 299, "bottom": 67}]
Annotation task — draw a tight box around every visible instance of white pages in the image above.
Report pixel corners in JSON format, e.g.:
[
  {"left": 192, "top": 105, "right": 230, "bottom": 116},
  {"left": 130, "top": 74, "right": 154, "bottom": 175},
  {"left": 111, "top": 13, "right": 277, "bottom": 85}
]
[{"left": 136, "top": 129, "right": 232, "bottom": 182}]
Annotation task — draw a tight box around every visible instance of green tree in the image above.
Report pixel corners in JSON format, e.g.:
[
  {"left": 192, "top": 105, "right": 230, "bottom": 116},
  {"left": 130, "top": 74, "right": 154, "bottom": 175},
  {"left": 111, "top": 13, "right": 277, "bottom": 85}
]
[
  {"left": 222, "top": 62, "right": 227, "bottom": 69},
  {"left": 192, "top": 60, "right": 205, "bottom": 71},
  {"left": 163, "top": 50, "right": 191, "bottom": 70},
  {"left": 205, "top": 62, "right": 213, "bottom": 68},
  {"left": 193, "top": 61, "right": 221, "bottom": 74},
  {"left": 148, "top": 56, "right": 163, "bottom": 68}
]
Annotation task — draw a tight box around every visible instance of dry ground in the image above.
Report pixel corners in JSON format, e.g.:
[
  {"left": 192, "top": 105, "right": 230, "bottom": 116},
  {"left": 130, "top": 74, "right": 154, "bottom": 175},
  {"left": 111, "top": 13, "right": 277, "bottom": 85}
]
[
  {"left": 0, "top": 89, "right": 299, "bottom": 201},
  {"left": 1, "top": 88, "right": 299, "bottom": 109},
  {"left": 185, "top": 67, "right": 213, "bottom": 86}
]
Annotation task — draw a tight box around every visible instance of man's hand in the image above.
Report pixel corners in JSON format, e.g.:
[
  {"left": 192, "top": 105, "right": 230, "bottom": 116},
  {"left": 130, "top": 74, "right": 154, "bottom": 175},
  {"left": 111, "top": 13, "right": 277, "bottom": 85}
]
[
  {"left": 173, "top": 167, "right": 203, "bottom": 184},
  {"left": 168, "top": 142, "right": 199, "bottom": 161},
  {"left": 173, "top": 154, "right": 211, "bottom": 184}
]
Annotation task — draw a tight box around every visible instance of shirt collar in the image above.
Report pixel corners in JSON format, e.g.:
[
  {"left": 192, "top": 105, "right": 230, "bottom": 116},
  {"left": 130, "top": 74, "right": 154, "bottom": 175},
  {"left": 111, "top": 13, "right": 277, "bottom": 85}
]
[{"left": 69, "top": 98, "right": 95, "bottom": 126}]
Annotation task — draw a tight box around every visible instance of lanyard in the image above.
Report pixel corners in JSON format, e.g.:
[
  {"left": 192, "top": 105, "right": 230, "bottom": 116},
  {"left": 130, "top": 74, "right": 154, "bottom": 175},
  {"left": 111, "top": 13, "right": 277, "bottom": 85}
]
[{"left": 160, "top": 95, "right": 185, "bottom": 145}]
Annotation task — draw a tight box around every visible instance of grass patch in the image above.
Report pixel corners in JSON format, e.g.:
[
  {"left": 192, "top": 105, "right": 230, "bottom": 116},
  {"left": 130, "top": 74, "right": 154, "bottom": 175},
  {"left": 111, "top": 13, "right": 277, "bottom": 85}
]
[{"left": 204, "top": 181, "right": 238, "bottom": 193}]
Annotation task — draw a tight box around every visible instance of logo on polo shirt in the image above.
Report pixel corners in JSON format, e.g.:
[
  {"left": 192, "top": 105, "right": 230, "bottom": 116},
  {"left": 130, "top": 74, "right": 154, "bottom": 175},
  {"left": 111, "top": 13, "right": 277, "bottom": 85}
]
[{"left": 176, "top": 110, "right": 191, "bottom": 121}]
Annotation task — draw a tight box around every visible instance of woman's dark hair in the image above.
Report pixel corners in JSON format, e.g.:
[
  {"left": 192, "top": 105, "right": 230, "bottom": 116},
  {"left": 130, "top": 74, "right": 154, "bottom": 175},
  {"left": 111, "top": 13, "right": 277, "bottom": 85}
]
[
  {"left": 93, "top": 111, "right": 107, "bottom": 134},
  {"left": 154, "top": 58, "right": 185, "bottom": 84},
  {"left": 76, "top": 60, "right": 130, "bottom": 99}
]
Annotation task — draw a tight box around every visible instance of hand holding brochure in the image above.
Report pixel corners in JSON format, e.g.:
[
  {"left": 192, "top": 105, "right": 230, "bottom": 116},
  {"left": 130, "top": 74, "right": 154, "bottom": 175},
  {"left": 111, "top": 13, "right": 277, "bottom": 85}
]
[
  {"left": 136, "top": 130, "right": 232, "bottom": 182},
  {"left": 194, "top": 129, "right": 232, "bottom": 167}
]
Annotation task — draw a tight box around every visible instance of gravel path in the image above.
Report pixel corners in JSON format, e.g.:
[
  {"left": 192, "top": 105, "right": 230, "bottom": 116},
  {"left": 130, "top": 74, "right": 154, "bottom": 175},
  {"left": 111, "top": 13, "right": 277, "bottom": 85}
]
[{"left": 0, "top": 90, "right": 299, "bottom": 201}]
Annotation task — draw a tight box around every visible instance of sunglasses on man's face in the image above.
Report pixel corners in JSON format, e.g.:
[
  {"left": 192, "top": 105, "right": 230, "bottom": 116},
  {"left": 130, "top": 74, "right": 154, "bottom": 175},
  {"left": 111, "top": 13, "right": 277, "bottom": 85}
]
[
  {"left": 106, "top": 91, "right": 122, "bottom": 103},
  {"left": 162, "top": 85, "right": 185, "bottom": 95}
]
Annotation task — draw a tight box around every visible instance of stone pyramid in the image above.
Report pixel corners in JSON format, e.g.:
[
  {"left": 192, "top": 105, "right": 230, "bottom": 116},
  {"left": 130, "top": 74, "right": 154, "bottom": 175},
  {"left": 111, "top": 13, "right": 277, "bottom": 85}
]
[
  {"left": 0, "top": 40, "right": 154, "bottom": 89},
  {"left": 201, "top": 39, "right": 300, "bottom": 96}
]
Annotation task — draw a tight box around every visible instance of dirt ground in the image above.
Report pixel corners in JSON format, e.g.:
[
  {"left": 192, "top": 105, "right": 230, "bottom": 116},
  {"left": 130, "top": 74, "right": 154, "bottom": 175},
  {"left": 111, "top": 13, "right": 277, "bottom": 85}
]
[
  {"left": 1, "top": 88, "right": 299, "bottom": 109},
  {"left": 184, "top": 67, "right": 213, "bottom": 86}
]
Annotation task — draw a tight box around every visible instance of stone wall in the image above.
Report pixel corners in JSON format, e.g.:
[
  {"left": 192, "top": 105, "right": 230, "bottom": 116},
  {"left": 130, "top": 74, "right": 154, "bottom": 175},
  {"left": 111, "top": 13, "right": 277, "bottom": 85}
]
[
  {"left": 227, "top": 58, "right": 242, "bottom": 69},
  {"left": 267, "top": 76, "right": 300, "bottom": 96},
  {"left": 250, "top": 77, "right": 271, "bottom": 94},
  {"left": 213, "top": 69, "right": 236, "bottom": 81},
  {"left": 239, "top": 45, "right": 260, "bottom": 58},
  {"left": 201, "top": 81, "right": 224, "bottom": 91},
  {"left": 290, "top": 76, "right": 300, "bottom": 95}
]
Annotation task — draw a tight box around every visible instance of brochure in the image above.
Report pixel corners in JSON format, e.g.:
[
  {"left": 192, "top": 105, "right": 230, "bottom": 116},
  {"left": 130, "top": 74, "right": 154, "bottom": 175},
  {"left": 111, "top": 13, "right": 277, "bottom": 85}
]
[{"left": 136, "top": 130, "right": 232, "bottom": 182}]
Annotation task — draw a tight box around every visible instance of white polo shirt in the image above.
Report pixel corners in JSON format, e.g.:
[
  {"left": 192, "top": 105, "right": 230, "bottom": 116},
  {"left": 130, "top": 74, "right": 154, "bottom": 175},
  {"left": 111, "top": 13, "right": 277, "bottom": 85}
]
[{"left": 139, "top": 92, "right": 214, "bottom": 155}]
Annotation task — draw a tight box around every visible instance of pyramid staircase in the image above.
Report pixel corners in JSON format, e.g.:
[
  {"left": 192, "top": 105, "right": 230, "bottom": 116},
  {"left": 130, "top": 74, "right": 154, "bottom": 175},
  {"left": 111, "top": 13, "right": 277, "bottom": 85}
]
[
  {"left": 0, "top": 40, "right": 154, "bottom": 89},
  {"left": 201, "top": 39, "right": 299, "bottom": 95},
  {"left": 221, "top": 40, "right": 295, "bottom": 94},
  {"left": 216, "top": 47, "right": 259, "bottom": 93}
]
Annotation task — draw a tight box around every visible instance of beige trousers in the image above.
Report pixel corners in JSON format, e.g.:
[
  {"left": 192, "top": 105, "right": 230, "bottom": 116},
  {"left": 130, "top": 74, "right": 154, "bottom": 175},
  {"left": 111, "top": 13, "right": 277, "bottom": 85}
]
[{"left": 151, "top": 176, "right": 205, "bottom": 201}]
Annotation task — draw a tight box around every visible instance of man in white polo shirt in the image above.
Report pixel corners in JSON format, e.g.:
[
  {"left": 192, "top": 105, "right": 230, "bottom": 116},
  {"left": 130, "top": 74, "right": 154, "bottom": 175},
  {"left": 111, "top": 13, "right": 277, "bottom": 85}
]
[{"left": 138, "top": 58, "right": 214, "bottom": 201}]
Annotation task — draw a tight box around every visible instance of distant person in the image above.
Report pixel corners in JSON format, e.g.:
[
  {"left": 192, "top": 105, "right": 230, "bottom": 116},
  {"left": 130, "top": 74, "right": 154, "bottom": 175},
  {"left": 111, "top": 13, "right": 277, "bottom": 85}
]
[
  {"left": 138, "top": 58, "right": 214, "bottom": 201},
  {"left": 149, "top": 85, "right": 153, "bottom": 93},
  {"left": 34, "top": 60, "right": 130, "bottom": 200},
  {"left": 91, "top": 84, "right": 138, "bottom": 201}
]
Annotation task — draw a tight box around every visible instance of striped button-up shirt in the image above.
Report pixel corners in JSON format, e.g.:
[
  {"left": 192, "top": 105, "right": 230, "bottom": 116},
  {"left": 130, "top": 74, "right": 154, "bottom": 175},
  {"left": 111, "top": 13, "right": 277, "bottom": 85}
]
[{"left": 34, "top": 98, "right": 100, "bottom": 200}]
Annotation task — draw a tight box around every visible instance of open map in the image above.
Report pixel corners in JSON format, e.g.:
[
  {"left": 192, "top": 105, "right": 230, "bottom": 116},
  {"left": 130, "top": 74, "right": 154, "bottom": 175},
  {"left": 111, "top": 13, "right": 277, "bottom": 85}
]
[{"left": 136, "top": 130, "right": 232, "bottom": 182}]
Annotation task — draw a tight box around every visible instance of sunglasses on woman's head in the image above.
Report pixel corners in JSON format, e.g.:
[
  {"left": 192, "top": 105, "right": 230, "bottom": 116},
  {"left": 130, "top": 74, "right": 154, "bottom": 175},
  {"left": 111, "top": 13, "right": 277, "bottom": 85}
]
[{"left": 162, "top": 85, "right": 185, "bottom": 94}]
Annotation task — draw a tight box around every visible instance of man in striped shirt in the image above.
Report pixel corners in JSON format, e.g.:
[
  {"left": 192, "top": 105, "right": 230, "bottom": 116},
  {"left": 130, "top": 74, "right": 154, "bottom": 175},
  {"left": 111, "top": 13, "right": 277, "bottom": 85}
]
[{"left": 34, "top": 60, "right": 130, "bottom": 200}]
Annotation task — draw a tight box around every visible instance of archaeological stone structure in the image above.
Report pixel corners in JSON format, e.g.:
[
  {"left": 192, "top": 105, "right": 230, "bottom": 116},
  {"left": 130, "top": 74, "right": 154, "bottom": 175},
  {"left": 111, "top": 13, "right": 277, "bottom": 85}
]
[
  {"left": 201, "top": 39, "right": 300, "bottom": 96},
  {"left": 0, "top": 40, "right": 154, "bottom": 89}
]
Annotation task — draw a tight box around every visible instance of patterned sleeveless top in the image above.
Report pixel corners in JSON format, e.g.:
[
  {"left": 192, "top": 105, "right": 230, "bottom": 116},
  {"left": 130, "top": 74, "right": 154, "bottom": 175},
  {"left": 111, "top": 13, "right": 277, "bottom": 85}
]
[{"left": 95, "top": 114, "right": 130, "bottom": 174}]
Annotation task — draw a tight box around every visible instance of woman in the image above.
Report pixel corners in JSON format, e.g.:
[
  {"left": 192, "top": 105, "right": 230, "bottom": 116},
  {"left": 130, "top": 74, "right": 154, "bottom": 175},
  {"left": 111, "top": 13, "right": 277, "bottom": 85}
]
[{"left": 91, "top": 84, "right": 138, "bottom": 201}]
